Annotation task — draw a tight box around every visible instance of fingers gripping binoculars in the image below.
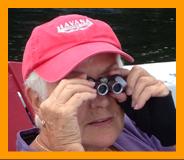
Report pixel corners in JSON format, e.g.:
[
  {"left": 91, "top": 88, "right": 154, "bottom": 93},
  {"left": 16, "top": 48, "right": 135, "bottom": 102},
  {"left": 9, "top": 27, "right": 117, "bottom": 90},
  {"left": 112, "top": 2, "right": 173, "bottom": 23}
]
[{"left": 88, "top": 75, "right": 127, "bottom": 96}]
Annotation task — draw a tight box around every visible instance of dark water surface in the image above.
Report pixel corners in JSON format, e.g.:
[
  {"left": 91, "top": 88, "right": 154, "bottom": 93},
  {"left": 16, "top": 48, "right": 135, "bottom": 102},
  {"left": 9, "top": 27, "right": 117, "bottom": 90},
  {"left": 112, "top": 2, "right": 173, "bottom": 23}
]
[{"left": 8, "top": 8, "right": 176, "bottom": 64}]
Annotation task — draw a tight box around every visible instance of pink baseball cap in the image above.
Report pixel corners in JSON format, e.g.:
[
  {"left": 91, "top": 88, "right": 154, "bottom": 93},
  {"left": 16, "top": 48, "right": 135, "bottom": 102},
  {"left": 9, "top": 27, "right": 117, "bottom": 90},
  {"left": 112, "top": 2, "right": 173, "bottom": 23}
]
[{"left": 22, "top": 14, "right": 134, "bottom": 82}]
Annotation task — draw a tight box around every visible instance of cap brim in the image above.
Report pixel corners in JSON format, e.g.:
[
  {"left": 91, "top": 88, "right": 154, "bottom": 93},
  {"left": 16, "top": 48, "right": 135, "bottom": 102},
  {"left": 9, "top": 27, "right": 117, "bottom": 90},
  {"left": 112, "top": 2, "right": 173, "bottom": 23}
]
[{"left": 35, "top": 42, "right": 134, "bottom": 82}]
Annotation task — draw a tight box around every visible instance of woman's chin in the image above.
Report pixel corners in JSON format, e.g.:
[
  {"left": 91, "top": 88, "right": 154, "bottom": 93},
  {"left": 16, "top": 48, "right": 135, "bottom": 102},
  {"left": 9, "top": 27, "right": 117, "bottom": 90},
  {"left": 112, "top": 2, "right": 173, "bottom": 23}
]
[{"left": 82, "top": 136, "right": 117, "bottom": 151}]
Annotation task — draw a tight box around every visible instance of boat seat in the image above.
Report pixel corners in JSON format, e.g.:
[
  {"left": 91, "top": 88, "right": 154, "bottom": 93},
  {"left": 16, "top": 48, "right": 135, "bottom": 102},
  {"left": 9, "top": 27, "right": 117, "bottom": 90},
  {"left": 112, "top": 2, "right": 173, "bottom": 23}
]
[{"left": 8, "top": 61, "right": 34, "bottom": 151}]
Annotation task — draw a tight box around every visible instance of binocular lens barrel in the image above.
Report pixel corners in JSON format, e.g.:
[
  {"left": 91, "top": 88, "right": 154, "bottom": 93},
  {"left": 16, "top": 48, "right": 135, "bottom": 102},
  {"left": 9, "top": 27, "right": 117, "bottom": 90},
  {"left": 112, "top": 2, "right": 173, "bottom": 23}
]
[
  {"left": 111, "top": 82, "right": 123, "bottom": 94},
  {"left": 96, "top": 83, "right": 109, "bottom": 96}
]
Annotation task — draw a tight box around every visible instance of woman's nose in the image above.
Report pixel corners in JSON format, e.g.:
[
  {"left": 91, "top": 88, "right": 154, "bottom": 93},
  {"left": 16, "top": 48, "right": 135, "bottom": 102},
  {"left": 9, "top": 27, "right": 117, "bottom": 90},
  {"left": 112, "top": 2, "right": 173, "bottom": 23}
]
[{"left": 89, "top": 95, "right": 110, "bottom": 109}]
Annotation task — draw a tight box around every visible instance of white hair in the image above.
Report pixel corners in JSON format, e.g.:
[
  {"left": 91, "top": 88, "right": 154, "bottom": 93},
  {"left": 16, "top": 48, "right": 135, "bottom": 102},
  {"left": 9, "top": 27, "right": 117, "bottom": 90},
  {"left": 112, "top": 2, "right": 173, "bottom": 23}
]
[
  {"left": 24, "top": 72, "right": 49, "bottom": 101},
  {"left": 25, "top": 72, "right": 49, "bottom": 128}
]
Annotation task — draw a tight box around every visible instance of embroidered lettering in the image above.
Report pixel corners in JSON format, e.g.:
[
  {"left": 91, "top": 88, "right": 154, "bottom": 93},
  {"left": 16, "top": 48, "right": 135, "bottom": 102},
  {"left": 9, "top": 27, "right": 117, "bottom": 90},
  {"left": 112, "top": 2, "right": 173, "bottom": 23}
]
[{"left": 57, "top": 18, "right": 93, "bottom": 33}]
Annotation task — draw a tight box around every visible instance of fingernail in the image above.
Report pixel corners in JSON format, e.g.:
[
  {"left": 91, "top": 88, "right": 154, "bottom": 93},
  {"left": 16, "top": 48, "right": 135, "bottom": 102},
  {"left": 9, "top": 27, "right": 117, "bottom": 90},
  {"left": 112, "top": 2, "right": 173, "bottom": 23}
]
[
  {"left": 134, "top": 104, "right": 139, "bottom": 110},
  {"left": 89, "top": 81, "right": 96, "bottom": 87}
]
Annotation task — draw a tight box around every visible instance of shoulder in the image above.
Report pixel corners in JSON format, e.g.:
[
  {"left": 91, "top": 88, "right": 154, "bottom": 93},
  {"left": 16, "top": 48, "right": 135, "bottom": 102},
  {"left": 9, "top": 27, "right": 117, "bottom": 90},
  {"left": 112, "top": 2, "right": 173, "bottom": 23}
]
[{"left": 113, "top": 114, "right": 175, "bottom": 151}]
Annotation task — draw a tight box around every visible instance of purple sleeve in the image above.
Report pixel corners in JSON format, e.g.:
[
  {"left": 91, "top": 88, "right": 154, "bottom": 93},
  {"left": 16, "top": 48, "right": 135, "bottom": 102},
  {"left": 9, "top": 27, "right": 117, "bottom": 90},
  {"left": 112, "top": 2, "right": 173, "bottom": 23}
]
[
  {"left": 113, "top": 115, "right": 175, "bottom": 151},
  {"left": 16, "top": 128, "right": 39, "bottom": 151}
]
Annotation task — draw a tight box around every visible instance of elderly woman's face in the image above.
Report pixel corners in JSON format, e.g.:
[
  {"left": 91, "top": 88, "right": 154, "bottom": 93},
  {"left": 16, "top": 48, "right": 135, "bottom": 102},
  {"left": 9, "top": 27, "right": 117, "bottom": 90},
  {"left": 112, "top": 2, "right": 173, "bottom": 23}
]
[
  {"left": 47, "top": 53, "right": 124, "bottom": 150},
  {"left": 68, "top": 53, "right": 124, "bottom": 150}
]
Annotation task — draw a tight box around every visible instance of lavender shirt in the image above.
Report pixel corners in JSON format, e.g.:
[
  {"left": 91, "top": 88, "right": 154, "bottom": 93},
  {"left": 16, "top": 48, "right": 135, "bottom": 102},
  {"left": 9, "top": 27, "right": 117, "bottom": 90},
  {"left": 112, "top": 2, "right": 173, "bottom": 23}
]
[{"left": 16, "top": 115, "right": 175, "bottom": 151}]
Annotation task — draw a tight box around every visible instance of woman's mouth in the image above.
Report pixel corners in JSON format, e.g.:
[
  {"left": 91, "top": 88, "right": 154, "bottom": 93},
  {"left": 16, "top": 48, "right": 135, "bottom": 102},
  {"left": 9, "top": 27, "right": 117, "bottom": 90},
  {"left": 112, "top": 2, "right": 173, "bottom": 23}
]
[{"left": 88, "top": 117, "right": 113, "bottom": 127}]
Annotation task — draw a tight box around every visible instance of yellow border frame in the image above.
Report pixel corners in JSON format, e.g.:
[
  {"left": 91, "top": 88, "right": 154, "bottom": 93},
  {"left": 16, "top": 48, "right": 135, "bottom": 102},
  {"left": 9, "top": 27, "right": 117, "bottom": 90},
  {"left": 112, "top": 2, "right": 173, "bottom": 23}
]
[{"left": 1, "top": 0, "right": 182, "bottom": 159}]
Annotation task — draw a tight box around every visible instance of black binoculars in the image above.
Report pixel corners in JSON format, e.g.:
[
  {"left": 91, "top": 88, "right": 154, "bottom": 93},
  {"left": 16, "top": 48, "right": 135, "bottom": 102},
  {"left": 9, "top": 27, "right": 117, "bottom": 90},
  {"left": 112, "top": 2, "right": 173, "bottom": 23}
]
[{"left": 88, "top": 75, "right": 127, "bottom": 96}]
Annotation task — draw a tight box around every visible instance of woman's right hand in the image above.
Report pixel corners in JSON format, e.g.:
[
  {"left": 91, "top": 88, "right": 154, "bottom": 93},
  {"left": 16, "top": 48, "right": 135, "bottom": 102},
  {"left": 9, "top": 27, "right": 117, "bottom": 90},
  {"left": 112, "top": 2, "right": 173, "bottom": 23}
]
[{"left": 36, "top": 76, "right": 97, "bottom": 151}]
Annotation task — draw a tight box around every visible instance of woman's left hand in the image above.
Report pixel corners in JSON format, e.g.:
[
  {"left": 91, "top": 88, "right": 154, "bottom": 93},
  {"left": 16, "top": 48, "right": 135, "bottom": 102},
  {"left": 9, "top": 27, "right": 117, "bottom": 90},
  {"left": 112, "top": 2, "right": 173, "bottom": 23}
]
[{"left": 109, "top": 65, "right": 170, "bottom": 110}]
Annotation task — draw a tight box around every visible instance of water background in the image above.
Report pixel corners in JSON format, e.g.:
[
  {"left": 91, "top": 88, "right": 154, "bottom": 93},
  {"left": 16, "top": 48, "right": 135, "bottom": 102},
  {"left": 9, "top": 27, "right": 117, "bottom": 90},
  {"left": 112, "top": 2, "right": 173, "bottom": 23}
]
[{"left": 8, "top": 8, "right": 176, "bottom": 65}]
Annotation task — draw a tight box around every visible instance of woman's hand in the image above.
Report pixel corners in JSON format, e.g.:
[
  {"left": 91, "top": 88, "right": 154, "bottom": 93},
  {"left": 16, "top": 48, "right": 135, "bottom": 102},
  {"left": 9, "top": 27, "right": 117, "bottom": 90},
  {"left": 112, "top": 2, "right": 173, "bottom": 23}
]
[
  {"left": 37, "top": 74, "right": 97, "bottom": 151},
  {"left": 109, "top": 65, "right": 170, "bottom": 110}
]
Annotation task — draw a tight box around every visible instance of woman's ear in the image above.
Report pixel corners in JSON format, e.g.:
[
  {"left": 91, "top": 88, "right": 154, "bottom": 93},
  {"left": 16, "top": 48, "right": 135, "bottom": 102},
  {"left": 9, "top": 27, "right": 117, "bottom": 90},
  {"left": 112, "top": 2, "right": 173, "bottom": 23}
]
[{"left": 25, "top": 87, "right": 41, "bottom": 113}]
